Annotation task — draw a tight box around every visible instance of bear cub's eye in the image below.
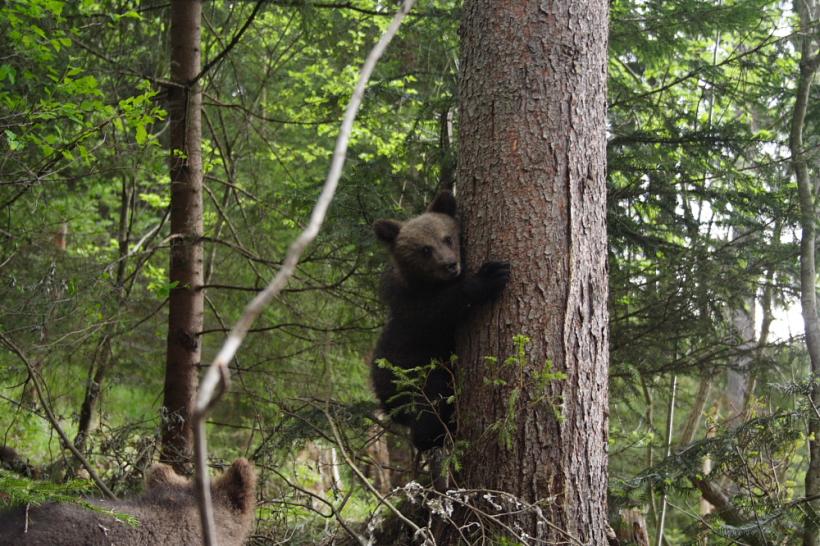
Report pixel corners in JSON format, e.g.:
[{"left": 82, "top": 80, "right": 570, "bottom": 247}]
[
  {"left": 443, "top": 236, "right": 453, "bottom": 247},
  {"left": 420, "top": 245, "right": 433, "bottom": 257}
]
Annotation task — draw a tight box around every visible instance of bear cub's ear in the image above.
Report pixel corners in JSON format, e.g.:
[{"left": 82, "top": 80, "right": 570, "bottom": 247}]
[
  {"left": 373, "top": 219, "right": 402, "bottom": 244},
  {"left": 214, "top": 458, "right": 256, "bottom": 513},
  {"left": 427, "top": 191, "right": 457, "bottom": 217}
]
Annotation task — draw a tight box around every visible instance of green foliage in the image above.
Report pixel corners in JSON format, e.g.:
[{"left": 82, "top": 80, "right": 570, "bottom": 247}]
[
  {"left": 0, "top": 470, "right": 92, "bottom": 508},
  {"left": 376, "top": 357, "right": 447, "bottom": 421},
  {"left": 442, "top": 439, "right": 468, "bottom": 474},
  {"left": 483, "top": 335, "right": 567, "bottom": 450},
  {"left": 0, "top": 470, "right": 140, "bottom": 527}
]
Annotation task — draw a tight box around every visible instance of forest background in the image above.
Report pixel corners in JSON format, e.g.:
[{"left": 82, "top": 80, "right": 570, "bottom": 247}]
[{"left": 0, "top": 0, "right": 818, "bottom": 544}]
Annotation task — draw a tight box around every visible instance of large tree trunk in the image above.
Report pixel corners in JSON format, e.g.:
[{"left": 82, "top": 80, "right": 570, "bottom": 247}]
[
  {"left": 160, "top": 0, "right": 204, "bottom": 472},
  {"left": 452, "top": 1, "right": 609, "bottom": 543}
]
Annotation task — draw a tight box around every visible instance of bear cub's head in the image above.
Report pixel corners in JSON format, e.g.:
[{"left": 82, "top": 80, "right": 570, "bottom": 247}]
[{"left": 374, "top": 191, "right": 461, "bottom": 284}]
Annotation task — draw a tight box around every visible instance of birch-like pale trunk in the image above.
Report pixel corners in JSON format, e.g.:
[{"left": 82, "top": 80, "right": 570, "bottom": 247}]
[{"left": 794, "top": 0, "right": 820, "bottom": 543}]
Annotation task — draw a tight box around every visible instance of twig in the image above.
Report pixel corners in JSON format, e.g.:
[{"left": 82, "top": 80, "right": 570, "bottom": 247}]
[
  {"left": 269, "top": 0, "right": 448, "bottom": 18},
  {"left": 611, "top": 29, "right": 782, "bottom": 108},
  {"left": 192, "top": 0, "right": 266, "bottom": 85},
  {"left": 0, "top": 333, "right": 117, "bottom": 501},
  {"left": 267, "top": 464, "right": 364, "bottom": 544},
  {"left": 324, "top": 407, "right": 431, "bottom": 543},
  {"left": 191, "top": 1, "right": 417, "bottom": 545},
  {"left": 656, "top": 374, "right": 677, "bottom": 546}
]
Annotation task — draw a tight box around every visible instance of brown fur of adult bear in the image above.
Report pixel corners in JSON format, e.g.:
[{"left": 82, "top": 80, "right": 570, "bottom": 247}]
[
  {"left": 0, "top": 458, "right": 256, "bottom": 546},
  {"left": 371, "top": 191, "right": 510, "bottom": 450}
]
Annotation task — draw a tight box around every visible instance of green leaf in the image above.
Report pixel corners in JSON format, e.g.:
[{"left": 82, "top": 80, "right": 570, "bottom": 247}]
[
  {"left": 4, "top": 130, "right": 22, "bottom": 151},
  {"left": 135, "top": 124, "right": 148, "bottom": 145}
]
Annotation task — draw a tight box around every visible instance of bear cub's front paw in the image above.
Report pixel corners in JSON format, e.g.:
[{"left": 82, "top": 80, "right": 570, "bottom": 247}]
[{"left": 477, "top": 261, "right": 511, "bottom": 298}]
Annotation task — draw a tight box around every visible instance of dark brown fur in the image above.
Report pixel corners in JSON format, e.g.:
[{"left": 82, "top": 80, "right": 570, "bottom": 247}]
[
  {"left": 371, "top": 191, "right": 510, "bottom": 450},
  {"left": 0, "top": 459, "right": 256, "bottom": 546}
]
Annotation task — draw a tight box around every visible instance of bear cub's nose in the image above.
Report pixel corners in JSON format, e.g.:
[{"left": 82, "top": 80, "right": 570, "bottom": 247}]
[{"left": 447, "top": 262, "right": 459, "bottom": 274}]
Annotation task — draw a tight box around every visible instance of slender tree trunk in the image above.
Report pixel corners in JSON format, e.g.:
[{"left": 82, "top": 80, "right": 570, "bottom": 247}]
[
  {"left": 796, "top": 31, "right": 820, "bottom": 546},
  {"left": 453, "top": 1, "right": 609, "bottom": 542},
  {"left": 160, "top": 0, "right": 204, "bottom": 472},
  {"left": 793, "top": 1, "right": 820, "bottom": 544},
  {"left": 725, "top": 297, "right": 755, "bottom": 428},
  {"left": 656, "top": 375, "right": 677, "bottom": 546},
  {"left": 679, "top": 376, "right": 711, "bottom": 447}
]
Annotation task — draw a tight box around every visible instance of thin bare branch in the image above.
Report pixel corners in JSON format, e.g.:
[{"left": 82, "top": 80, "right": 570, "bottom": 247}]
[
  {"left": 192, "top": 0, "right": 266, "bottom": 85},
  {"left": 324, "top": 407, "right": 429, "bottom": 543}
]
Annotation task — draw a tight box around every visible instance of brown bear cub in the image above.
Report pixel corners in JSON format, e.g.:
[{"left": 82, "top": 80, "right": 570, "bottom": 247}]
[
  {"left": 371, "top": 191, "right": 510, "bottom": 451},
  {"left": 0, "top": 458, "right": 256, "bottom": 546}
]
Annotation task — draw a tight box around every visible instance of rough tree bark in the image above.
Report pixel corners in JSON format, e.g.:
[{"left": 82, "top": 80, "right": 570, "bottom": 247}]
[
  {"left": 452, "top": 1, "right": 609, "bottom": 543},
  {"left": 160, "top": 0, "right": 204, "bottom": 472}
]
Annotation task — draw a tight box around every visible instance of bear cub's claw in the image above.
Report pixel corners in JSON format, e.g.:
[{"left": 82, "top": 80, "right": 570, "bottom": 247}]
[{"left": 477, "top": 261, "right": 511, "bottom": 295}]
